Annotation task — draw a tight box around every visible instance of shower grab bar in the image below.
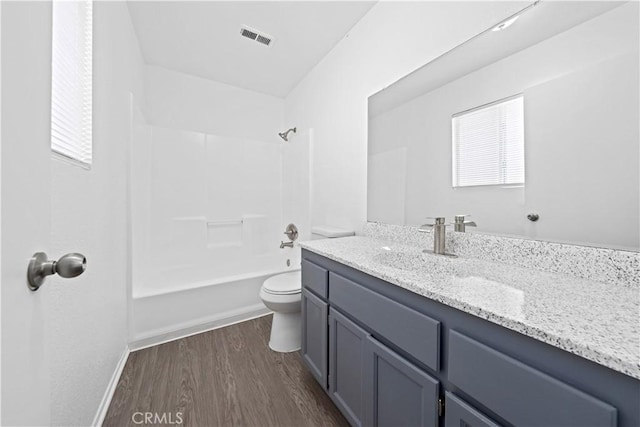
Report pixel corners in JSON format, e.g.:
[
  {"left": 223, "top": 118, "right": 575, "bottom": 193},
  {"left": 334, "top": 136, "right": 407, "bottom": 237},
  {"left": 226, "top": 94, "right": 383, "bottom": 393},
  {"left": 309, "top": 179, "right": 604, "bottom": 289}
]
[{"left": 206, "top": 219, "right": 243, "bottom": 226}]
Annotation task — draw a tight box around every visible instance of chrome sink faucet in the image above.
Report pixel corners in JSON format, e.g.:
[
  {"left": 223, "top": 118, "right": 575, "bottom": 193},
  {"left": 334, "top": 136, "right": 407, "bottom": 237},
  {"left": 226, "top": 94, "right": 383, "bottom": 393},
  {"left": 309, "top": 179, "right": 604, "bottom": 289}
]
[
  {"left": 419, "top": 217, "right": 448, "bottom": 255},
  {"left": 453, "top": 215, "right": 477, "bottom": 232}
]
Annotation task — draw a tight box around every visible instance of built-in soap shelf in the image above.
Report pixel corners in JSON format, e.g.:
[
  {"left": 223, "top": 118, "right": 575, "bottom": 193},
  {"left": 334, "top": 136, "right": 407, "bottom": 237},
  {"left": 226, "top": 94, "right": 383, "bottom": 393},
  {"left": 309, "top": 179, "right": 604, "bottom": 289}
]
[
  {"left": 205, "top": 217, "right": 243, "bottom": 249},
  {"left": 172, "top": 215, "right": 269, "bottom": 250}
]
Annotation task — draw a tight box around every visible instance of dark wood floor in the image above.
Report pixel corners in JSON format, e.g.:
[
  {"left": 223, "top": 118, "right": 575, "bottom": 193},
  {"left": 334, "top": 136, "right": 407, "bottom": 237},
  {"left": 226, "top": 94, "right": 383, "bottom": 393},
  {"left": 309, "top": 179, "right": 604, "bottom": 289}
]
[{"left": 103, "top": 315, "right": 348, "bottom": 427}]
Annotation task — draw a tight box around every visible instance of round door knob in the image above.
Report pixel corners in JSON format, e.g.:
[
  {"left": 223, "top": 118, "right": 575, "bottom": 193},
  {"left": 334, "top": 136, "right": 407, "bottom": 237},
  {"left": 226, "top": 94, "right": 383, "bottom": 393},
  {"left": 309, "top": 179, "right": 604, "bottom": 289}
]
[
  {"left": 27, "top": 252, "right": 87, "bottom": 291},
  {"left": 55, "top": 253, "right": 86, "bottom": 278}
]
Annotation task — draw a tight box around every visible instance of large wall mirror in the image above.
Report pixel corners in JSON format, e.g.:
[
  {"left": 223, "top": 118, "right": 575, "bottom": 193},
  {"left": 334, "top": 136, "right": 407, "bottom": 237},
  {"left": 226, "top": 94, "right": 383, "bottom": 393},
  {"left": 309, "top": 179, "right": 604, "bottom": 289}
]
[{"left": 368, "top": 1, "right": 639, "bottom": 251}]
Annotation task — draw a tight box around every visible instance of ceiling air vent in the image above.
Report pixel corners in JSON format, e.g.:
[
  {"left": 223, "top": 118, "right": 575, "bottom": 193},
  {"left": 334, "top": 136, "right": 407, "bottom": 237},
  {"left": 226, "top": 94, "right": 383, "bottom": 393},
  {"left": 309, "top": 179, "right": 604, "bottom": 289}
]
[{"left": 240, "top": 25, "right": 274, "bottom": 47}]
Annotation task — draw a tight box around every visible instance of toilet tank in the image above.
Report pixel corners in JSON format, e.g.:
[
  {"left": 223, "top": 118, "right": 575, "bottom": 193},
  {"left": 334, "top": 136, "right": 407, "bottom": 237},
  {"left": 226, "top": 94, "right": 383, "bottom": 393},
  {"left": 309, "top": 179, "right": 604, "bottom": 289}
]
[{"left": 310, "top": 225, "right": 355, "bottom": 240}]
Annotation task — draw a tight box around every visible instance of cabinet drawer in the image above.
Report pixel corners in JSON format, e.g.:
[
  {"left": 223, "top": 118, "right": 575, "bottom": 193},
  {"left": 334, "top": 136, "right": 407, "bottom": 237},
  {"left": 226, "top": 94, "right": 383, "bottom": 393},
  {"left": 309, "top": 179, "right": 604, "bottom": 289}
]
[
  {"left": 329, "top": 272, "right": 440, "bottom": 372},
  {"left": 449, "top": 330, "right": 617, "bottom": 426},
  {"left": 302, "top": 259, "right": 328, "bottom": 299},
  {"left": 445, "top": 392, "right": 500, "bottom": 427}
]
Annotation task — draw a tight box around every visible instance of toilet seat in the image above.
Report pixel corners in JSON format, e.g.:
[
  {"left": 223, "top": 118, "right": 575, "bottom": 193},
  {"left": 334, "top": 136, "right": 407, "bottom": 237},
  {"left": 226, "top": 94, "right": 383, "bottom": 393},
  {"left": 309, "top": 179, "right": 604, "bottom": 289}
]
[
  {"left": 262, "top": 288, "right": 301, "bottom": 296},
  {"left": 262, "top": 271, "right": 301, "bottom": 295}
]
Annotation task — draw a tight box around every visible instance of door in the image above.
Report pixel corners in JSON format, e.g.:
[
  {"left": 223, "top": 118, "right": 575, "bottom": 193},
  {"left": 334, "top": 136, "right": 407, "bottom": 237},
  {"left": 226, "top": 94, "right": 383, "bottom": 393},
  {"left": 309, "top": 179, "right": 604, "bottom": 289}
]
[
  {"left": 301, "top": 288, "right": 328, "bottom": 387},
  {"left": 329, "top": 308, "right": 369, "bottom": 427},
  {"left": 1, "top": 2, "right": 53, "bottom": 424},
  {"left": 364, "top": 336, "right": 440, "bottom": 427},
  {"left": 2, "top": 2, "right": 134, "bottom": 425}
]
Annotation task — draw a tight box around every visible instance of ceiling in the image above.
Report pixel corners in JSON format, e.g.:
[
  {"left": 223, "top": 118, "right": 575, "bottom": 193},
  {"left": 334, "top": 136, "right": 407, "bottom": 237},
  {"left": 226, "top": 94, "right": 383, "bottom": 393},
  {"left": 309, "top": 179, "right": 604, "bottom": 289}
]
[{"left": 127, "top": 1, "right": 376, "bottom": 98}]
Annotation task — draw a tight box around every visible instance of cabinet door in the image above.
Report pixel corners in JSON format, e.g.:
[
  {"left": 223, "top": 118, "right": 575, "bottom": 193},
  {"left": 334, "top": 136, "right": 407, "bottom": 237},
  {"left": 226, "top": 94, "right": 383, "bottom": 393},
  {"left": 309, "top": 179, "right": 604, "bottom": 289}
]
[
  {"left": 329, "top": 308, "right": 370, "bottom": 427},
  {"left": 301, "top": 288, "right": 328, "bottom": 388},
  {"left": 445, "top": 392, "right": 501, "bottom": 427},
  {"left": 364, "top": 336, "right": 440, "bottom": 427}
]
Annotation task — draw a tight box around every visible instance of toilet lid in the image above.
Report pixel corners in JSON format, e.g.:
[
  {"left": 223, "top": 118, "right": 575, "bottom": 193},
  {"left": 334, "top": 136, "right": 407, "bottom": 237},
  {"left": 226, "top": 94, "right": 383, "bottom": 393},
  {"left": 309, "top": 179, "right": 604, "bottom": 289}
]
[{"left": 263, "top": 271, "right": 302, "bottom": 295}]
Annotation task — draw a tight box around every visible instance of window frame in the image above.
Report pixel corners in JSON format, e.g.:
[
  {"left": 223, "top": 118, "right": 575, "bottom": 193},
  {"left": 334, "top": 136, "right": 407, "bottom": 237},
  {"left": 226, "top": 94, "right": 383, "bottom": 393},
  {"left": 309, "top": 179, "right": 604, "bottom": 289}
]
[
  {"left": 451, "top": 94, "right": 525, "bottom": 189},
  {"left": 50, "top": 0, "right": 93, "bottom": 170}
]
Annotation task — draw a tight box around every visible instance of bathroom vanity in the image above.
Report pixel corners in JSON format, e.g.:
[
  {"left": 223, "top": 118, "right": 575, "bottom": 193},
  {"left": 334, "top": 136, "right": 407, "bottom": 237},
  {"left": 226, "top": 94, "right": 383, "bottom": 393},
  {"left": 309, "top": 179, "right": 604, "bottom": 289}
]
[{"left": 299, "top": 237, "right": 640, "bottom": 427}]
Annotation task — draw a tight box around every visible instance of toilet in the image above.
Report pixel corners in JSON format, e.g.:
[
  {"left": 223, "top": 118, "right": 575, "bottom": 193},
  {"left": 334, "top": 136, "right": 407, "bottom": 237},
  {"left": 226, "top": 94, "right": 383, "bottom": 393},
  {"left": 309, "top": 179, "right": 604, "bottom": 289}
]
[{"left": 260, "top": 225, "right": 355, "bottom": 352}]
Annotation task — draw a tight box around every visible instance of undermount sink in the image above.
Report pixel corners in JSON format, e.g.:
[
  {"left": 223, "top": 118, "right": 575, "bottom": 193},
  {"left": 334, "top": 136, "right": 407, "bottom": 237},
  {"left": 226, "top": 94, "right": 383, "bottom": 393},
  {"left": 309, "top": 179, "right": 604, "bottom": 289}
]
[
  {"left": 372, "top": 247, "right": 458, "bottom": 273},
  {"left": 372, "top": 248, "right": 426, "bottom": 271}
]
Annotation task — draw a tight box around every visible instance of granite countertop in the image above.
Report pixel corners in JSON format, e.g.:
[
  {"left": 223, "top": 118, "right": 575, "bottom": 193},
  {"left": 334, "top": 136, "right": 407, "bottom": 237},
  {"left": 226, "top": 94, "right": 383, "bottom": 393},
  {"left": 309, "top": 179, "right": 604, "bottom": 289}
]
[{"left": 299, "top": 236, "right": 640, "bottom": 380}]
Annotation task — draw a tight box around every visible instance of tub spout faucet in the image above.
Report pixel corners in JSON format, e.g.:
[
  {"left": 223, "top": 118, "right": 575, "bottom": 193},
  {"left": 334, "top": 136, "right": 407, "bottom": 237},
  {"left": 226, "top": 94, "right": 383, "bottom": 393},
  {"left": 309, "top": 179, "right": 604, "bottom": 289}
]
[
  {"left": 419, "top": 217, "right": 448, "bottom": 255},
  {"left": 280, "top": 241, "right": 294, "bottom": 249}
]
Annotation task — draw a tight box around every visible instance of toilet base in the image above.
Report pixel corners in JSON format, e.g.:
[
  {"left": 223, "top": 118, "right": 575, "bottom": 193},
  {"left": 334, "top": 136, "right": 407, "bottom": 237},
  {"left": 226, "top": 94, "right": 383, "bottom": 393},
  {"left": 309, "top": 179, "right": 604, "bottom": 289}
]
[{"left": 269, "top": 311, "right": 301, "bottom": 353}]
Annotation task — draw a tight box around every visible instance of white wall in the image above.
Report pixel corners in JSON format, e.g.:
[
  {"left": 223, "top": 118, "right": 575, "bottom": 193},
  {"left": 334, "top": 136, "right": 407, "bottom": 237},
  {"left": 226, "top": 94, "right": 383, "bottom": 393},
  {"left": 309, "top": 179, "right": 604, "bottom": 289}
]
[
  {"left": 144, "top": 65, "right": 284, "bottom": 142},
  {"left": 284, "top": 1, "right": 529, "bottom": 233},
  {"left": 2, "top": 2, "right": 145, "bottom": 425}
]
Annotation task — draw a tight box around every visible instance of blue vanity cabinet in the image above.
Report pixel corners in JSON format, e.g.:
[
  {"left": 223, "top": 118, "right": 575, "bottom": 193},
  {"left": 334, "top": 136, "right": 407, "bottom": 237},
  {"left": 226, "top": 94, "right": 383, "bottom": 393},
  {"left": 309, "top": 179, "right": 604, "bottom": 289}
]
[
  {"left": 364, "top": 336, "right": 440, "bottom": 427},
  {"left": 300, "top": 249, "right": 640, "bottom": 427},
  {"left": 328, "top": 308, "right": 369, "bottom": 427}
]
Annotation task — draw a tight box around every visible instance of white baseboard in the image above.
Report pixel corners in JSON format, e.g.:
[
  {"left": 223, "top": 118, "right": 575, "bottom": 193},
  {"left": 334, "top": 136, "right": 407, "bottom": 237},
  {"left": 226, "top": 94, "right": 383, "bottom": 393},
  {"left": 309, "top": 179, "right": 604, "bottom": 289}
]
[
  {"left": 92, "top": 346, "right": 130, "bottom": 427},
  {"left": 129, "top": 304, "right": 271, "bottom": 352}
]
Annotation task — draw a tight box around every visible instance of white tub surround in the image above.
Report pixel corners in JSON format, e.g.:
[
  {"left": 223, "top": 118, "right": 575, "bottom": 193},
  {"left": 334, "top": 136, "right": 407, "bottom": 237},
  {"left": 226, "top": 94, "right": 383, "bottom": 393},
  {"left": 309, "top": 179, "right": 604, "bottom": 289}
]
[
  {"left": 130, "top": 67, "right": 299, "bottom": 346},
  {"left": 298, "top": 232, "right": 640, "bottom": 380}
]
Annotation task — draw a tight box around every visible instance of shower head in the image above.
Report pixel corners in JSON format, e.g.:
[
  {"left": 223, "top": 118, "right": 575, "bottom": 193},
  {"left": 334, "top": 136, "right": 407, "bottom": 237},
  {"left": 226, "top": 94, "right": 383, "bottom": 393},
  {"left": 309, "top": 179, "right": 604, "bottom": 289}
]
[{"left": 278, "top": 127, "right": 296, "bottom": 142}]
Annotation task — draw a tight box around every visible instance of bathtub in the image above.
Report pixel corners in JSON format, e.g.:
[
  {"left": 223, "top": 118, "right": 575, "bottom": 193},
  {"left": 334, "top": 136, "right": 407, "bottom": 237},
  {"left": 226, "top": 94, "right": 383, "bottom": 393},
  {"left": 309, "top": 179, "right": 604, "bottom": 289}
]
[{"left": 130, "top": 251, "right": 300, "bottom": 349}]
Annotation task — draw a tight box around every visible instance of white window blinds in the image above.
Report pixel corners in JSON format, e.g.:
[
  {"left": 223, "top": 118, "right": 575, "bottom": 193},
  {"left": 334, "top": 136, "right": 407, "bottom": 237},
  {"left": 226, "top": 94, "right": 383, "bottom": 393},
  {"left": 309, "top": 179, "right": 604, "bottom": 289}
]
[
  {"left": 452, "top": 95, "right": 524, "bottom": 187},
  {"left": 51, "top": 0, "right": 93, "bottom": 168}
]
